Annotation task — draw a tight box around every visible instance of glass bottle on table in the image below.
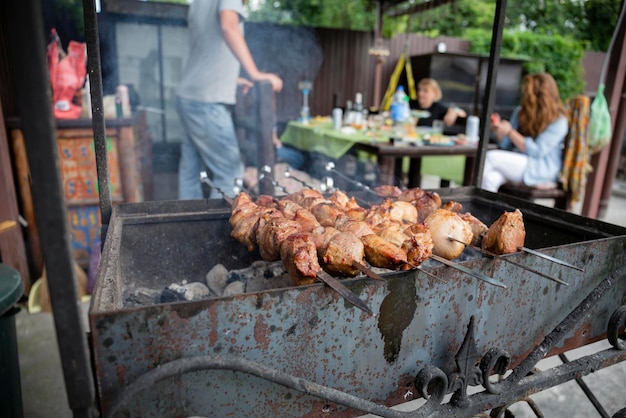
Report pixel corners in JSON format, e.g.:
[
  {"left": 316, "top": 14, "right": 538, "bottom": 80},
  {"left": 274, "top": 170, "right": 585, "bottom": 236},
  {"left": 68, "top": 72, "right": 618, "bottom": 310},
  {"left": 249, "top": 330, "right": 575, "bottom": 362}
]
[
  {"left": 352, "top": 92, "right": 364, "bottom": 129},
  {"left": 344, "top": 100, "right": 353, "bottom": 126}
]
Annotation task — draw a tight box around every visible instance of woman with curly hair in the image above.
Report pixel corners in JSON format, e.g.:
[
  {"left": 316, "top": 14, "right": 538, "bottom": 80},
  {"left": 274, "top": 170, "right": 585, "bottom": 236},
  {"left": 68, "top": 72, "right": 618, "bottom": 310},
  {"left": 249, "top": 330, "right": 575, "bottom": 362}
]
[{"left": 481, "top": 72, "right": 568, "bottom": 192}]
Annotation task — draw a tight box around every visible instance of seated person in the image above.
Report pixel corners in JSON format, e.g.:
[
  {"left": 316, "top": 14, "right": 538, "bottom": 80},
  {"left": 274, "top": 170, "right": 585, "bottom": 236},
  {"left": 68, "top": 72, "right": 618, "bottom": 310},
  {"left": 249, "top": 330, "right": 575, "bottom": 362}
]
[
  {"left": 274, "top": 127, "right": 306, "bottom": 170},
  {"left": 481, "top": 72, "right": 568, "bottom": 192},
  {"left": 410, "top": 78, "right": 466, "bottom": 127}
]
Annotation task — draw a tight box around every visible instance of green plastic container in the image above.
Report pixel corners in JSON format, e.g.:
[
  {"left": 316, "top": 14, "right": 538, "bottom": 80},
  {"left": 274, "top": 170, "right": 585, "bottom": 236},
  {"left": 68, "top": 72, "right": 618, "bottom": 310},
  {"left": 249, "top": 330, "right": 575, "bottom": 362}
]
[{"left": 0, "top": 263, "right": 24, "bottom": 418}]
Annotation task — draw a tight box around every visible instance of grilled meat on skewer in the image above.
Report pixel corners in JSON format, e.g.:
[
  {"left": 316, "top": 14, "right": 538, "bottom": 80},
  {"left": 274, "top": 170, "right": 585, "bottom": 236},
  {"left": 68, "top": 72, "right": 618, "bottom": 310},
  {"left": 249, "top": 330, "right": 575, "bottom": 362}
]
[
  {"left": 412, "top": 191, "right": 443, "bottom": 222},
  {"left": 439, "top": 201, "right": 488, "bottom": 247},
  {"left": 378, "top": 222, "right": 410, "bottom": 248},
  {"left": 312, "top": 226, "right": 341, "bottom": 256},
  {"left": 336, "top": 219, "right": 375, "bottom": 238},
  {"left": 280, "top": 232, "right": 321, "bottom": 286},
  {"left": 424, "top": 209, "right": 473, "bottom": 260},
  {"left": 361, "top": 234, "right": 407, "bottom": 269},
  {"left": 321, "top": 231, "right": 365, "bottom": 277},
  {"left": 481, "top": 209, "right": 526, "bottom": 255},
  {"left": 369, "top": 199, "right": 418, "bottom": 225},
  {"left": 256, "top": 214, "right": 302, "bottom": 261},
  {"left": 230, "top": 193, "right": 282, "bottom": 252},
  {"left": 401, "top": 223, "right": 434, "bottom": 266},
  {"left": 309, "top": 202, "right": 347, "bottom": 227},
  {"left": 459, "top": 212, "right": 488, "bottom": 247},
  {"left": 231, "top": 192, "right": 373, "bottom": 280},
  {"left": 329, "top": 191, "right": 369, "bottom": 221},
  {"left": 442, "top": 201, "right": 463, "bottom": 213},
  {"left": 374, "top": 184, "right": 403, "bottom": 198}
]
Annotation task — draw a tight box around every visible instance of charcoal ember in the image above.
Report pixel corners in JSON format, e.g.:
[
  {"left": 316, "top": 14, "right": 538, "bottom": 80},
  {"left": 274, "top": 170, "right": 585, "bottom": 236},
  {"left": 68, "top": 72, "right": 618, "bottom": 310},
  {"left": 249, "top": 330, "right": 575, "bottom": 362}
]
[
  {"left": 160, "top": 285, "right": 186, "bottom": 303},
  {"left": 160, "top": 282, "right": 210, "bottom": 303},
  {"left": 246, "top": 272, "right": 292, "bottom": 293},
  {"left": 228, "top": 261, "right": 290, "bottom": 293},
  {"left": 222, "top": 280, "right": 246, "bottom": 297},
  {"left": 206, "top": 264, "right": 229, "bottom": 296},
  {"left": 180, "top": 282, "right": 210, "bottom": 300},
  {"left": 126, "top": 286, "right": 162, "bottom": 306}
]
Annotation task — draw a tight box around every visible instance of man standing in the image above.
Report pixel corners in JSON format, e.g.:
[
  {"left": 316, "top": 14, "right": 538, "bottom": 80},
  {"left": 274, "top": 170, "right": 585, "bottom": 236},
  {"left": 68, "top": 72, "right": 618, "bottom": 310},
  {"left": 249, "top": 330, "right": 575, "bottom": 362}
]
[{"left": 176, "top": 0, "right": 283, "bottom": 199}]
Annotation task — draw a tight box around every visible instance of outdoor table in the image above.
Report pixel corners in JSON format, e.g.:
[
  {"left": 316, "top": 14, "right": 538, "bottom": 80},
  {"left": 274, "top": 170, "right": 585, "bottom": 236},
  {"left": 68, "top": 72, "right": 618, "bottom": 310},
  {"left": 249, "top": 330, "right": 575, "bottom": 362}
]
[{"left": 280, "top": 120, "right": 482, "bottom": 187}]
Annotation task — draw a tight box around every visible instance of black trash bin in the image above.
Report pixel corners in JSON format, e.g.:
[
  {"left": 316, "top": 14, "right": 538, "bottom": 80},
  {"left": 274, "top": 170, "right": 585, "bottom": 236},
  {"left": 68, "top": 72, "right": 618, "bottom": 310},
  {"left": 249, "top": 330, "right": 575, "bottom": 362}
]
[{"left": 0, "top": 263, "right": 24, "bottom": 418}]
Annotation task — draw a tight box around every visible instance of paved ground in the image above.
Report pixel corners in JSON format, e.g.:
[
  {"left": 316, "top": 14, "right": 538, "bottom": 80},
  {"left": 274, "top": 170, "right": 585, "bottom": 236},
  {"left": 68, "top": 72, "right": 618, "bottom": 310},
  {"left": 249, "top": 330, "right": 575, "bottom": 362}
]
[{"left": 13, "top": 177, "right": 626, "bottom": 418}]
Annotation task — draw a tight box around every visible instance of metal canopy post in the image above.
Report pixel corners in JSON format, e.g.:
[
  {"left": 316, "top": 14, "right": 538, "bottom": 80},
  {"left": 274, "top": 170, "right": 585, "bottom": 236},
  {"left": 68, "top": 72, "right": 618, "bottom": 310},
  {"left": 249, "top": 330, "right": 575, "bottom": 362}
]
[
  {"left": 473, "top": 0, "right": 507, "bottom": 187},
  {"left": 83, "top": 0, "right": 113, "bottom": 238},
  {"left": 2, "top": 1, "right": 97, "bottom": 416}
]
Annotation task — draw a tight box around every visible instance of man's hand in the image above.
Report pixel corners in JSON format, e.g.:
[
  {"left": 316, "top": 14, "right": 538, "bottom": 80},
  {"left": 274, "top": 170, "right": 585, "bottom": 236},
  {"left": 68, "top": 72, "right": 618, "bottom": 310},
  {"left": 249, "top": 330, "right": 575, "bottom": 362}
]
[
  {"left": 237, "top": 77, "right": 254, "bottom": 95},
  {"left": 254, "top": 72, "right": 283, "bottom": 92}
]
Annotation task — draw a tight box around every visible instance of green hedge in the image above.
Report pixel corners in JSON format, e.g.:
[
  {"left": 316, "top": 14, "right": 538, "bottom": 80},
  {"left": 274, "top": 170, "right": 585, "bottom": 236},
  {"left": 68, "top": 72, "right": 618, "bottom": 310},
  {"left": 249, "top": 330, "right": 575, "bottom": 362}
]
[{"left": 464, "top": 29, "right": 586, "bottom": 102}]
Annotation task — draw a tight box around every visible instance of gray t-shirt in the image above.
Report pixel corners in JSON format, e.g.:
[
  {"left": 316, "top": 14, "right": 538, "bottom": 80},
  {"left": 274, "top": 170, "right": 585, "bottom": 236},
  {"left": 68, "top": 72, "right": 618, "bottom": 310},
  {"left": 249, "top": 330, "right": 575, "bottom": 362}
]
[{"left": 176, "top": 0, "right": 245, "bottom": 104}]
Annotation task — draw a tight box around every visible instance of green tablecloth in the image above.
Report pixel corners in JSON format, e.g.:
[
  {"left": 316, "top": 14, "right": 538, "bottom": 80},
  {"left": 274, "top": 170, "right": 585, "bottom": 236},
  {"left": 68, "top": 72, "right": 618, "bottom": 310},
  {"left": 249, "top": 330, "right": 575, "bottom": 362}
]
[
  {"left": 280, "top": 121, "right": 390, "bottom": 160},
  {"left": 280, "top": 121, "right": 466, "bottom": 185}
]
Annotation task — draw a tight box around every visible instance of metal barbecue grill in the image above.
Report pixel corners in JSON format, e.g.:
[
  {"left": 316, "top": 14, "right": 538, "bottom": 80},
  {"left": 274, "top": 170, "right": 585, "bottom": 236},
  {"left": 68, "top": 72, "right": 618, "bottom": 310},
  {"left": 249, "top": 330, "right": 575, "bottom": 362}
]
[
  {"left": 5, "top": 0, "right": 626, "bottom": 417},
  {"left": 89, "top": 188, "right": 626, "bottom": 417}
]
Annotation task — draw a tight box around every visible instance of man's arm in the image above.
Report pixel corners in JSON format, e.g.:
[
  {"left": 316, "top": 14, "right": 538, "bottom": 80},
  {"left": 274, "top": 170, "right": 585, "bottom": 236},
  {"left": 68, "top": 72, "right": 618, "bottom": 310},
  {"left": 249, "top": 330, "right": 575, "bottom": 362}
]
[{"left": 220, "top": 10, "right": 283, "bottom": 92}]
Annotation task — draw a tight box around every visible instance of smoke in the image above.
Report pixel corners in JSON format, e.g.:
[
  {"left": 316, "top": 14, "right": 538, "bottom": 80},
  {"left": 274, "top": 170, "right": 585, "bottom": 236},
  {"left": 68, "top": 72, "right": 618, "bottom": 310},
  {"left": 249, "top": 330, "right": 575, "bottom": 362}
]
[{"left": 245, "top": 23, "right": 324, "bottom": 126}]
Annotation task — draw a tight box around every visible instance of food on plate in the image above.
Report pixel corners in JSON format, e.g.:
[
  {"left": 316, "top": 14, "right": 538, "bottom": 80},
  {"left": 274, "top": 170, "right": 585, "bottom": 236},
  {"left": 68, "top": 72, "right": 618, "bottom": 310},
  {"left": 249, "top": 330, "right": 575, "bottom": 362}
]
[
  {"left": 426, "top": 134, "right": 453, "bottom": 145},
  {"left": 481, "top": 209, "right": 526, "bottom": 255}
]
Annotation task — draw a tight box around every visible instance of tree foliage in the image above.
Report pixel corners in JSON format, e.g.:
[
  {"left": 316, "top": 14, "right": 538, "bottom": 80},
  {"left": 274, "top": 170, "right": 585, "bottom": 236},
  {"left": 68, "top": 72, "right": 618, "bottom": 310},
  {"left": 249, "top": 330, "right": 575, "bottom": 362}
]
[
  {"left": 465, "top": 28, "right": 586, "bottom": 100},
  {"left": 251, "top": 0, "right": 623, "bottom": 53},
  {"left": 248, "top": 0, "right": 377, "bottom": 30}
]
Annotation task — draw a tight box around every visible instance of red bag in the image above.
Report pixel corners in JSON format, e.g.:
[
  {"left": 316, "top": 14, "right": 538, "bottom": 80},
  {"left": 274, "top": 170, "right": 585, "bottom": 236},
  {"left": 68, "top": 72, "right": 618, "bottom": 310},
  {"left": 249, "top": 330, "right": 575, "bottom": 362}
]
[{"left": 47, "top": 29, "right": 87, "bottom": 119}]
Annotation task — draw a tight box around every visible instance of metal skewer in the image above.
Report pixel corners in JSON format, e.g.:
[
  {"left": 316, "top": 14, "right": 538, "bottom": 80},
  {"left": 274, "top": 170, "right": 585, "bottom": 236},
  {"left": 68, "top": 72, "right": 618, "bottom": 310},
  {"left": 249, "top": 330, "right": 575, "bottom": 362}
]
[
  {"left": 316, "top": 270, "right": 375, "bottom": 316},
  {"left": 429, "top": 253, "right": 507, "bottom": 289},
  {"left": 351, "top": 260, "right": 384, "bottom": 281},
  {"left": 405, "top": 262, "right": 447, "bottom": 282},
  {"left": 323, "top": 162, "right": 378, "bottom": 206},
  {"left": 232, "top": 177, "right": 256, "bottom": 198},
  {"left": 260, "top": 165, "right": 289, "bottom": 194},
  {"left": 447, "top": 236, "right": 569, "bottom": 286},
  {"left": 324, "top": 162, "right": 377, "bottom": 195},
  {"left": 518, "top": 246, "right": 584, "bottom": 272},
  {"left": 200, "top": 172, "right": 233, "bottom": 205},
  {"left": 283, "top": 167, "right": 320, "bottom": 191}
]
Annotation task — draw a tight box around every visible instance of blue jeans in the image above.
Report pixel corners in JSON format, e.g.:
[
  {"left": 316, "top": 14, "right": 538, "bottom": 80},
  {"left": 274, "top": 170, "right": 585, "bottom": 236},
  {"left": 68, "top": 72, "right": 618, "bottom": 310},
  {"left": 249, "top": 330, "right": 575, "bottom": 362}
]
[
  {"left": 176, "top": 97, "right": 244, "bottom": 199},
  {"left": 277, "top": 144, "right": 306, "bottom": 170}
]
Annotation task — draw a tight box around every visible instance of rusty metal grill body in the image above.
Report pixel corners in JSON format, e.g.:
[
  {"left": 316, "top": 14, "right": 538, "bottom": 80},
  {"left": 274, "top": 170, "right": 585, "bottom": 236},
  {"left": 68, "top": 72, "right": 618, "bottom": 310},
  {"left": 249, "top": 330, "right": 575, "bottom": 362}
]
[{"left": 89, "top": 188, "right": 626, "bottom": 417}]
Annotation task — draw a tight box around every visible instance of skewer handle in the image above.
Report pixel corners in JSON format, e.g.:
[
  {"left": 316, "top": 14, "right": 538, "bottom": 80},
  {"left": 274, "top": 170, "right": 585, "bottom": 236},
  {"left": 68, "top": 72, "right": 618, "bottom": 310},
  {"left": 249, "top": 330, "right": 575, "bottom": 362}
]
[
  {"left": 260, "top": 165, "right": 289, "bottom": 194},
  {"left": 447, "top": 236, "right": 568, "bottom": 286},
  {"left": 316, "top": 270, "right": 375, "bottom": 316},
  {"left": 351, "top": 261, "right": 384, "bottom": 281},
  {"left": 518, "top": 246, "right": 584, "bottom": 272},
  {"left": 429, "top": 253, "right": 507, "bottom": 289},
  {"left": 200, "top": 172, "right": 234, "bottom": 205}
]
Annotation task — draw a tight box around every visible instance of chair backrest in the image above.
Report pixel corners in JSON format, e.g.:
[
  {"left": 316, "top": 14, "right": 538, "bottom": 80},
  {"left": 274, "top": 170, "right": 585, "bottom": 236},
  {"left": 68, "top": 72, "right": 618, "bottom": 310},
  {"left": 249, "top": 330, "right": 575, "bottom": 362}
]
[{"left": 559, "top": 95, "right": 592, "bottom": 205}]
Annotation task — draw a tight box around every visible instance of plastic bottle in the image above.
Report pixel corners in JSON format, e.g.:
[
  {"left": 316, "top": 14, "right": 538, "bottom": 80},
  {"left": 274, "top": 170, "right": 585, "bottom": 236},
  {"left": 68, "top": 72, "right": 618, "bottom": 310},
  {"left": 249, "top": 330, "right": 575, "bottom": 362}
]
[{"left": 390, "top": 86, "right": 408, "bottom": 137}]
